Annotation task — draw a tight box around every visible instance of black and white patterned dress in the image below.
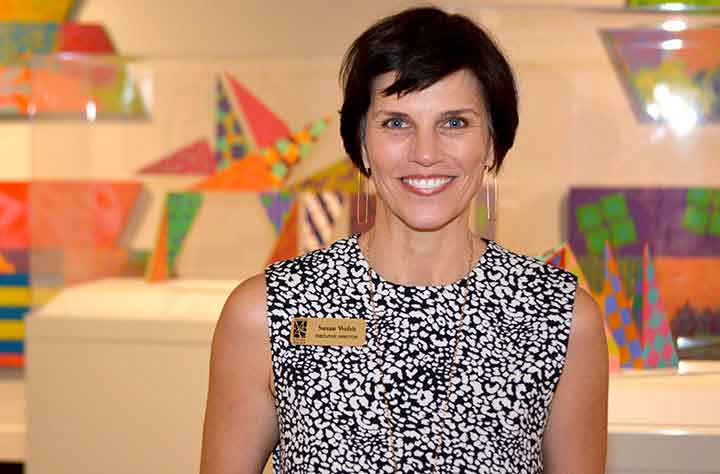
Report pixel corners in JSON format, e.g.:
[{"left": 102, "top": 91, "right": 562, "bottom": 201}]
[{"left": 265, "top": 233, "right": 578, "bottom": 473}]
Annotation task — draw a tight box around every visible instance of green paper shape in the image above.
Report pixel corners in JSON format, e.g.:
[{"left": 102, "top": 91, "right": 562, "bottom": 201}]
[
  {"left": 709, "top": 211, "right": 720, "bottom": 237},
  {"left": 275, "top": 138, "right": 291, "bottom": 154},
  {"left": 687, "top": 188, "right": 711, "bottom": 208},
  {"left": 682, "top": 205, "right": 709, "bottom": 235},
  {"left": 610, "top": 218, "right": 637, "bottom": 247},
  {"left": 299, "top": 142, "right": 313, "bottom": 158},
  {"left": 272, "top": 161, "right": 289, "bottom": 177},
  {"left": 712, "top": 190, "right": 720, "bottom": 209},
  {"left": 166, "top": 192, "right": 203, "bottom": 274},
  {"left": 577, "top": 203, "right": 603, "bottom": 231},
  {"left": 600, "top": 193, "right": 630, "bottom": 221},
  {"left": 310, "top": 119, "right": 328, "bottom": 137},
  {"left": 586, "top": 228, "right": 610, "bottom": 255}
]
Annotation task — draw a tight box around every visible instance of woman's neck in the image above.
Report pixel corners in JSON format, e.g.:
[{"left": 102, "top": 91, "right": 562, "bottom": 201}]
[{"left": 358, "top": 206, "right": 485, "bottom": 287}]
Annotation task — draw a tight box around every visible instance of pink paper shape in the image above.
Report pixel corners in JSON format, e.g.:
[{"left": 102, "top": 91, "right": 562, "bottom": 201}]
[
  {"left": 138, "top": 139, "right": 215, "bottom": 175},
  {"left": 640, "top": 244, "right": 679, "bottom": 369}
]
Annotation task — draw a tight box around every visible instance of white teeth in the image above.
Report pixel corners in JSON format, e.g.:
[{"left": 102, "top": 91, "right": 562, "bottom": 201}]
[{"left": 402, "top": 177, "right": 453, "bottom": 190}]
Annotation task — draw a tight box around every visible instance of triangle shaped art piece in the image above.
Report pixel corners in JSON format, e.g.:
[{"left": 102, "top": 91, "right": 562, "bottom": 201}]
[
  {"left": 636, "top": 244, "right": 679, "bottom": 369},
  {"left": 215, "top": 77, "right": 253, "bottom": 165},
  {"left": 289, "top": 160, "right": 359, "bottom": 194},
  {"left": 225, "top": 72, "right": 291, "bottom": 150},
  {"left": 600, "top": 242, "right": 644, "bottom": 369},
  {"left": 260, "top": 192, "right": 294, "bottom": 234},
  {"left": 138, "top": 139, "right": 215, "bottom": 175},
  {"left": 267, "top": 200, "right": 300, "bottom": 265},
  {"left": 146, "top": 212, "right": 170, "bottom": 282},
  {"left": 166, "top": 192, "right": 204, "bottom": 274},
  {"left": 300, "top": 191, "right": 346, "bottom": 253},
  {"left": 545, "top": 243, "right": 621, "bottom": 372},
  {"left": 192, "top": 153, "right": 278, "bottom": 192}
]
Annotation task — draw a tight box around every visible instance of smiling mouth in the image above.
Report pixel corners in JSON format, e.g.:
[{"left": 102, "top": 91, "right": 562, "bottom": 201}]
[{"left": 400, "top": 176, "right": 456, "bottom": 195}]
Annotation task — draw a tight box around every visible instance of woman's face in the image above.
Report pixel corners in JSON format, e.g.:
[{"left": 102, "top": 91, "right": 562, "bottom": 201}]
[{"left": 363, "top": 68, "right": 493, "bottom": 232}]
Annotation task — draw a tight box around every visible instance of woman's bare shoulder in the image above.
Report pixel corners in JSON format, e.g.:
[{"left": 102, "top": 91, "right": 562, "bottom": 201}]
[{"left": 214, "top": 273, "right": 268, "bottom": 341}]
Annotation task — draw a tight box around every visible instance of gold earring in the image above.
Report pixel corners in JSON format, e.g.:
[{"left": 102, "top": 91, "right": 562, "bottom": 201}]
[
  {"left": 485, "top": 167, "right": 497, "bottom": 222},
  {"left": 356, "top": 168, "right": 369, "bottom": 225}
]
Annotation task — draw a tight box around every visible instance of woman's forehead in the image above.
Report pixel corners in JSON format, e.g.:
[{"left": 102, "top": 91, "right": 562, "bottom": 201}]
[{"left": 370, "top": 69, "right": 485, "bottom": 110}]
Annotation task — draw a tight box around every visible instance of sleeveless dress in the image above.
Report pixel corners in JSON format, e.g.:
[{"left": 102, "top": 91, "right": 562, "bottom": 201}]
[{"left": 265, "top": 234, "right": 578, "bottom": 474}]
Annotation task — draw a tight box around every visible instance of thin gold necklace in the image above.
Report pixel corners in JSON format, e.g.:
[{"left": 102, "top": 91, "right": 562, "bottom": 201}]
[{"left": 363, "top": 231, "right": 474, "bottom": 473}]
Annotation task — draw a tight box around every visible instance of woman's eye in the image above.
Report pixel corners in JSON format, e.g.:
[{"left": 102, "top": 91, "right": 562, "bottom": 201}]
[
  {"left": 445, "top": 118, "right": 466, "bottom": 128},
  {"left": 384, "top": 118, "right": 407, "bottom": 129}
]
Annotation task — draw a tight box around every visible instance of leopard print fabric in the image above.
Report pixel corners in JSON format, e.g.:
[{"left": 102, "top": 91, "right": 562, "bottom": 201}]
[{"left": 265, "top": 233, "right": 578, "bottom": 473}]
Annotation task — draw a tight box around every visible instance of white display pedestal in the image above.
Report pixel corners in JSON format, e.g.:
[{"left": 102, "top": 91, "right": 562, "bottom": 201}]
[{"left": 25, "top": 278, "right": 720, "bottom": 474}]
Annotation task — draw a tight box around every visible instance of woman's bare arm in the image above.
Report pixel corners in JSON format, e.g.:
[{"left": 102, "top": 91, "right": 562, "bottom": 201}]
[
  {"left": 543, "top": 287, "right": 609, "bottom": 473},
  {"left": 200, "top": 274, "right": 278, "bottom": 474}
]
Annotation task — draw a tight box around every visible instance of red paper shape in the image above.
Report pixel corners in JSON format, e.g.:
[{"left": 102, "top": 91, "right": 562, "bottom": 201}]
[
  {"left": 138, "top": 139, "right": 215, "bottom": 175},
  {"left": 225, "top": 72, "right": 291, "bottom": 149},
  {"left": 58, "top": 23, "right": 115, "bottom": 54}
]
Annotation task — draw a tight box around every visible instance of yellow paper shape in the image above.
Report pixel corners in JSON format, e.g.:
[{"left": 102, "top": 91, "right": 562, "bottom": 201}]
[{"left": 0, "top": 0, "right": 73, "bottom": 21}]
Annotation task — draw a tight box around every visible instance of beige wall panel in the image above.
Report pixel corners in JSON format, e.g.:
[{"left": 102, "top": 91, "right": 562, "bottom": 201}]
[{"left": 174, "top": 193, "right": 276, "bottom": 280}]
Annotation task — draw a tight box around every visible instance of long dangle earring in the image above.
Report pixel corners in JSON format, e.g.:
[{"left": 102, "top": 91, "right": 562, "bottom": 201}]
[
  {"left": 356, "top": 168, "right": 369, "bottom": 226},
  {"left": 486, "top": 169, "right": 498, "bottom": 222}
]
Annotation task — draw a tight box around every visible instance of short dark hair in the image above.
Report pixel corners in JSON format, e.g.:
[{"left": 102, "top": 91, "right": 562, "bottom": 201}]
[{"left": 339, "top": 6, "right": 518, "bottom": 176}]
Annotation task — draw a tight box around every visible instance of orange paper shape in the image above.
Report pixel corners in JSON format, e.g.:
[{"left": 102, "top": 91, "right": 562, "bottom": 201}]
[
  {"left": 0, "top": 252, "right": 16, "bottom": 274},
  {"left": 146, "top": 212, "right": 170, "bottom": 282},
  {"left": 192, "top": 153, "right": 278, "bottom": 192},
  {"left": 225, "top": 72, "right": 290, "bottom": 149},
  {"left": 29, "top": 181, "right": 141, "bottom": 248},
  {"left": 267, "top": 200, "right": 299, "bottom": 265},
  {"left": 601, "top": 242, "right": 644, "bottom": 369},
  {"left": 0, "top": 182, "right": 29, "bottom": 249},
  {"left": 0, "top": 0, "right": 73, "bottom": 21}
]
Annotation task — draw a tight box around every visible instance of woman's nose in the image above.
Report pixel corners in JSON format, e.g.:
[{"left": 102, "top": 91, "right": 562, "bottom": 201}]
[{"left": 410, "top": 127, "right": 440, "bottom": 166}]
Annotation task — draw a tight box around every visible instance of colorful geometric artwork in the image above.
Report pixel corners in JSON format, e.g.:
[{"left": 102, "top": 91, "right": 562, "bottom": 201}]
[
  {"left": 29, "top": 181, "right": 141, "bottom": 248},
  {"left": 146, "top": 193, "right": 204, "bottom": 281},
  {"left": 192, "top": 154, "right": 278, "bottom": 192},
  {"left": 260, "top": 192, "right": 295, "bottom": 234},
  {"left": 0, "top": 22, "right": 58, "bottom": 63},
  {"left": 635, "top": 245, "right": 680, "bottom": 368},
  {"left": 138, "top": 139, "right": 215, "bottom": 175},
  {"left": 601, "top": 25, "right": 720, "bottom": 128},
  {"left": 575, "top": 192, "right": 637, "bottom": 255},
  {"left": 628, "top": 0, "right": 720, "bottom": 9},
  {"left": 267, "top": 200, "right": 300, "bottom": 265},
  {"left": 0, "top": 182, "right": 29, "bottom": 248},
  {"left": 57, "top": 23, "right": 114, "bottom": 54},
  {"left": 601, "top": 242, "right": 644, "bottom": 369},
  {"left": 215, "top": 77, "right": 251, "bottom": 164},
  {"left": 289, "top": 160, "right": 359, "bottom": 194},
  {"left": 166, "top": 193, "right": 203, "bottom": 274},
  {"left": 682, "top": 187, "right": 720, "bottom": 236},
  {"left": 570, "top": 187, "right": 720, "bottom": 258},
  {"left": 147, "top": 213, "right": 170, "bottom": 282},
  {"left": 543, "top": 243, "right": 622, "bottom": 373},
  {"left": 300, "top": 192, "right": 346, "bottom": 253},
  {"left": 0, "top": 270, "right": 27, "bottom": 367},
  {"left": 569, "top": 187, "right": 720, "bottom": 337},
  {"left": 225, "top": 72, "right": 291, "bottom": 150},
  {"left": 0, "top": 0, "right": 74, "bottom": 22}
]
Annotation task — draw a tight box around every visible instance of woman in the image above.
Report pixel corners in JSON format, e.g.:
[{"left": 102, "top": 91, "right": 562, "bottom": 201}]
[{"left": 200, "top": 6, "right": 608, "bottom": 474}]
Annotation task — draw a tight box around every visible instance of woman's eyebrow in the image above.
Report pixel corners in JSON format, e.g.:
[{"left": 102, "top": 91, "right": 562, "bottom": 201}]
[
  {"left": 372, "top": 110, "right": 411, "bottom": 119},
  {"left": 440, "top": 108, "right": 482, "bottom": 117}
]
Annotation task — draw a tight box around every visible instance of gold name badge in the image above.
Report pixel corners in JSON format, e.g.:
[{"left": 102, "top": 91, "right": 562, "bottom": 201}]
[{"left": 290, "top": 317, "right": 366, "bottom": 347}]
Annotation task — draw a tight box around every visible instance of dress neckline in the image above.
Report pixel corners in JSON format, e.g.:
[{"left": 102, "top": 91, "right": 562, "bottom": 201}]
[{"left": 349, "top": 232, "right": 494, "bottom": 291}]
